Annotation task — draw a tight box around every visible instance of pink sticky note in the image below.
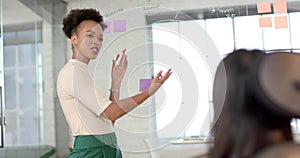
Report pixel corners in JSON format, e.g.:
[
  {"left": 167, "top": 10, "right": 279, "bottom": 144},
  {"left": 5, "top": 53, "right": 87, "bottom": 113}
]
[
  {"left": 140, "top": 79, "right": 152, "bottom": 91},
  {"left": 113, "top": 20, "right": 126, "bottom": 32},
  {"left": 273, "top": 0, "right": 287, "bottom": 14},
  {"left": 274, "top": 16, "right": 288, "bottom": 29},
  {"left": 103, "top": 21, "right": 112, "bottom": 34},
  {"left": 257, "top": 2, "right": 271, "bottom": 13},
  {"left": 259, "top": 17, "right": 273, "bottom": 27}
]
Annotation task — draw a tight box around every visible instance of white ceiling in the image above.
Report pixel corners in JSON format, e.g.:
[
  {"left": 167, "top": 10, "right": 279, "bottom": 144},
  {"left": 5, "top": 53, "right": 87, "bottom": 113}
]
[
  {"left": 2, "top": 0, "right": 42, "bottom": 25},
  {"left": 2, "top": 0, "right": 300, "bottom": 26}
]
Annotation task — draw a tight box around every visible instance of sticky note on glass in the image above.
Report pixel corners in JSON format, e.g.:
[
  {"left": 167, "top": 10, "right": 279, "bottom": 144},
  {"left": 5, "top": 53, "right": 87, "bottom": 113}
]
[
  {"left": 257, "top": 2, "right": 271, "bottom": 13},
  {"left": 140, "top": 79, "right": 152, "bottom": 91},
  {"left": 259, "top": 17, "right": 272, "bottom": 27},
  {"left": 273, "top": 0, "right": 287, "bottom": 14},
  {"left": 113, "top": 20, "right": 126, "bottom": 32},
  {"left": 275, "top": 16, "right": 288, "bottom": 29},
  {"left": 103, "top": 21, "right": 112, "bottom": 34}
]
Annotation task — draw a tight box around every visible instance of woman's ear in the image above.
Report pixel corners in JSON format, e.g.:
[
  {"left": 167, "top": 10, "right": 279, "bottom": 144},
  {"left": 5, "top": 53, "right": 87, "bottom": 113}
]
[{"left": 71, "top": 35, "right": 78, "bottom": 48}]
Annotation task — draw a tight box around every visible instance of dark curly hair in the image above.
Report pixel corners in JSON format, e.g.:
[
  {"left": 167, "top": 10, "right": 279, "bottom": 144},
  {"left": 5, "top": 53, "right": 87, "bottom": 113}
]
[
  {"left": 62, "top": 8, "right": 106, "bottom": 39},
  {"left": 208, "top": 49, "right": 293, "bottom": 158}
]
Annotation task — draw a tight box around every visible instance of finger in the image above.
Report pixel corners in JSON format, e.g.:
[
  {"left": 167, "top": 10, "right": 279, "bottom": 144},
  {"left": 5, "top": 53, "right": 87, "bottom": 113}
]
[
  {"left": 165, "top": 69, "right": 172, "bottom": 77},
  {"left": 115, "top": 54, "right": 120, "bottom": 61},
  {"left": 161, "top": 69, "right": 172, "bottom": 81},
  {"left": 166, "top": 69, "right": 172, "bottom": 77},
  {"left": 119, "top": 52, "right": 126, "bottom": 65},
  {"left": 124, "top": 55, "right": 128, "bottom": 68},
  {"left": 112, "top": 59, "right": 116, "bottom": 70},
  {"left": 115, "top": 54, "right": 121, "bottom": 65},
  {"left": 155, "top": 70, "right": 163, "bottom": 79}
]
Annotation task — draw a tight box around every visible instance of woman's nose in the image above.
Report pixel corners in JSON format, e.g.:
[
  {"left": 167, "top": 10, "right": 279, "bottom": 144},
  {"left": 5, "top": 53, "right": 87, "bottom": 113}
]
[{"left": 93, "top": 38, "right": 100, "bottom": 45}]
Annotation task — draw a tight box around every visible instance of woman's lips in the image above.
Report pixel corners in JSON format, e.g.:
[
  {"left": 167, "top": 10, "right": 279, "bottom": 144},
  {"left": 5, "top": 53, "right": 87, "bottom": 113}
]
[{"left": 91, "top": 47, "right": 99, "bottom": 53}]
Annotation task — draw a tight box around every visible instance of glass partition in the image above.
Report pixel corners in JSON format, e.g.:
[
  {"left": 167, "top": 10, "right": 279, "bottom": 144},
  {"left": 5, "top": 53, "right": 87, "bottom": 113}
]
[
  {"left": 0, "top": 0, "right": 300, "bottom": 157},
  {"left": 0, "top": 87, "right": 3, "bottom": 148},
  {"left": 0, "top": 0, "right": 4, "bottom": 148},
  {"left": 0, "top": 0, "right": 58, "bottom": 157}
]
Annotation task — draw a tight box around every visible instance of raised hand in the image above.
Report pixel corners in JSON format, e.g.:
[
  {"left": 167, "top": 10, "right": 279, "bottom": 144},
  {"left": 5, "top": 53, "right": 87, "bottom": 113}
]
[
  {"left": 111, "top": 52, "right": 128, "bottom": 85},
  {"left": 148, "top": 69, "right": 172, "bottom": 96}
]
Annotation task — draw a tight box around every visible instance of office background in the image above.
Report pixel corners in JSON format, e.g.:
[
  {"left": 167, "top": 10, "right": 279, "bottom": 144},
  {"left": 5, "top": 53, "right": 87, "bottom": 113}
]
[{"left": 0, "top": 0, "right": 300, "bottom": 157}]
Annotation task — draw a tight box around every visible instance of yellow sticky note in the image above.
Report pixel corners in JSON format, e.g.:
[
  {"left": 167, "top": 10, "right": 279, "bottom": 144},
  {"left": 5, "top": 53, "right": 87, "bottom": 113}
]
[
  {"left": 273, "top": 0, "right": 287, "bottom": 14},
  {"left": 259, "top": 17, "right": 273, "bottom": 27},
  {"left": 274, "top": 16, "right": 288, "bottom": 29},
  {"left": 257, "top": 2, "right": 272, "bottom": 13}
]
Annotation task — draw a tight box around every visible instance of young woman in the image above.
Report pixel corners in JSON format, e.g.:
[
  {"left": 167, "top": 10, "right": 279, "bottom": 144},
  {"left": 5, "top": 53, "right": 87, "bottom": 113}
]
[
  {"left": 57, "top": 8, "right": 172, "bottom": 158},
  {"left": 207, "top": 49, "right": 294, "bottom": 158}
]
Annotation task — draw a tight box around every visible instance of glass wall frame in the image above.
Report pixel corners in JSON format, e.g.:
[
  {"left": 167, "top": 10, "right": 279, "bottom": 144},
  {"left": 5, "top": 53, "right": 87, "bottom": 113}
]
[{"left": 0, "top": 0, "right": 4, "bottom": 148}]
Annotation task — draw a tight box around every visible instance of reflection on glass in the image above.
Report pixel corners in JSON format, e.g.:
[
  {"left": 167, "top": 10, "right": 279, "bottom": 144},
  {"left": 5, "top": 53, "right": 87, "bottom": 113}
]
[
  {"left": 5, "top": 112, "right": 18, "bottom": 146},
  {"left": 152, "top": 22, "right": 181, "bottom": 60},
  {"left": 17, "top": 30, "right": 42, "bottom": 44},
  {"left": 4, "top": 45, "right": 16, "bottom": 67},
  {"left": 179, "top": 20, "right": 206, "bottom": 59},
  {"left": 0, "top": 0, "right": 3, "bottom": 148},
  {"left": 153, "top": 22, "right": 182, "bottom": 138},
  {"left": 262, "top": 14, "right": 291, "bottom": 50},
  {"left": 18, "top": 44, "right": 36, "bottom": 66},
  {"left": 3, "top": 32, "right": 16, "bottom": 45},
  {"left": 0, "top": 88, "right": 2, "bottom": 148},
  {"left": 153, "top": 21, "right": 211, "bottom": 138},
  {"left": 234, "top": 15, "right": 263, "bottom": 50},
  {"left": 4, "top": 70, "right": 17, "bottom": 109},
  {"left": 2, "top": 0, "right": 44, "bottom": 150},
  {"left": 289, "top": 12, "right": 300, "bottom": 49},
  {"left": 3, "top": 26, "right": 43, "bottom": 147},
  {"left": 206, "top": 17, "right": 234, "bottom": 56},
  {"left": 179, "top": 20, "right": 210, "bottom": 137},
  {"left": 20, "top": 111, "right": 39, "bottom": 144},
  {"left": 18, "top": 68, "right": 36, "bottom": 109}
]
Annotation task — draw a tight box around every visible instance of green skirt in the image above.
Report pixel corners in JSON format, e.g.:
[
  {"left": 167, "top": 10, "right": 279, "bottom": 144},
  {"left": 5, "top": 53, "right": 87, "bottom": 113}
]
[{"left": 70, "top": 132, "right": 122, "bottom": 158}]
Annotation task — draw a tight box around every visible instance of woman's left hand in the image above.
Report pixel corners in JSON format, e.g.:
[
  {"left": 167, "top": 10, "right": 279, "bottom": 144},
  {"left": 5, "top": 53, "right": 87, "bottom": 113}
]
[
  {"left": 111, "top": 53, "right": 128, "bottom": 85},
  {"left": 148, "top": 69, "right": 172, "bottom": 96}
]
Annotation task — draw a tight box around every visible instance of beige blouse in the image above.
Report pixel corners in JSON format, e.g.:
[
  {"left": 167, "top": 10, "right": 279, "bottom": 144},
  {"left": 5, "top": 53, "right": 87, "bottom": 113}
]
[{"left": 57, "top": 59, "right": 113, "bottom": 136}]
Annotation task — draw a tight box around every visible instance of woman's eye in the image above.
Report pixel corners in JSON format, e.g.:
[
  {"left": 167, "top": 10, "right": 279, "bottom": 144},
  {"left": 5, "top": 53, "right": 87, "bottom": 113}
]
[{"left": 87, "top": 34, "right": 94, "bottom": 38}]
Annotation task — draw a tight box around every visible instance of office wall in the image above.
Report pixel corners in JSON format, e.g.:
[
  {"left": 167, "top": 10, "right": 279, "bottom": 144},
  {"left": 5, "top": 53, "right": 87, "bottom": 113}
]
[
  {"left": 1, "top": 0, "right": 300, "bottom": 158},
  {"left": 63, "top": 0, "right": 300, "bottom": 157}
]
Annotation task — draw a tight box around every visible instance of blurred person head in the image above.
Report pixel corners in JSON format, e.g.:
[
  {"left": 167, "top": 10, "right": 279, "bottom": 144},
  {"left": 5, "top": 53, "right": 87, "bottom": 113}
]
[{"left": 209, "top": 49, "right": 293, "bottom": 158}]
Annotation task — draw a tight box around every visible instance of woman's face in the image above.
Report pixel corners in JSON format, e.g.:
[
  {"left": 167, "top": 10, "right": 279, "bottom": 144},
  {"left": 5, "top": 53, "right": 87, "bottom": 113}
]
[{"left": 71, "top": 20, "right": 103, "bottom": 64}]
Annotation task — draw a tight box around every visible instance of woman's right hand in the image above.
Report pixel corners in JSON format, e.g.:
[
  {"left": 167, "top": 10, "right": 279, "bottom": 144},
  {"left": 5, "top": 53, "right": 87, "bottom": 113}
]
[{"left": 111, "top": 53, "right": 128, "bottom": 86}]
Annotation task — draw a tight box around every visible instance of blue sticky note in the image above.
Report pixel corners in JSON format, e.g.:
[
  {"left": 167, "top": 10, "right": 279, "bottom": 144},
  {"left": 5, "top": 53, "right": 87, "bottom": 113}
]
[
  {"left": 113, "top": 20, "right": 126, "bottom": 32},
  {"left": 140, "top": 79, "right": 152, "bottom": 91}
]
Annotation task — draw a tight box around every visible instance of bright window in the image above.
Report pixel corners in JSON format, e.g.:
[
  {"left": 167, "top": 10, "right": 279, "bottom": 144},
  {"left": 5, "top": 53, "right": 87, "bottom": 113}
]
[
  {"left": 205, "top": 17, "right": 234, "bottom": 56},
  {"left": 3, "top": 28, "right": 43, "bottom": 146},
  {"left": 152, "top": 13, "right": 300, "bottom": 139},
  {"left": 289, "top": 12, "right": 300, "bottom": 49},
  {"left": 234, "top": 15, "right": 263, "bottom": 50},
  {"left": 262, "top": 14, "right": 291, "bottom": 50},
  {"left": 152, "top": 20, "right": 212, "bottom": 138}
]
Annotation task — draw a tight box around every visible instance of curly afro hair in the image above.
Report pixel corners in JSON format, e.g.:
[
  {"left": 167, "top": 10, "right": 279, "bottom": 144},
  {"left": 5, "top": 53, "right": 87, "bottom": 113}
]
[{"left": 62, "top": 8, "right": 106, "bottom": 39}]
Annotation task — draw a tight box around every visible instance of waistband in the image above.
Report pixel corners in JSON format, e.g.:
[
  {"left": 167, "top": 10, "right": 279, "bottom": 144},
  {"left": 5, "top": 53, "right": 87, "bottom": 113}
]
[{"left": 73, "top": 132, "right": 118, "bottom": 150}]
